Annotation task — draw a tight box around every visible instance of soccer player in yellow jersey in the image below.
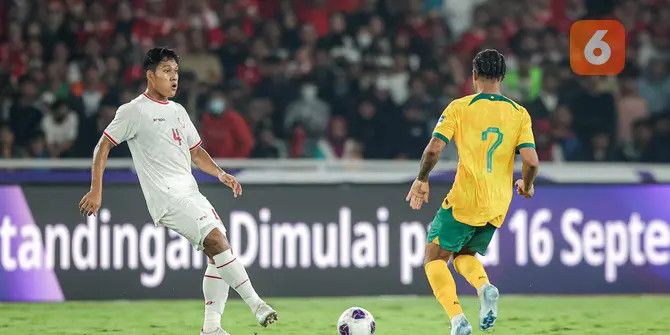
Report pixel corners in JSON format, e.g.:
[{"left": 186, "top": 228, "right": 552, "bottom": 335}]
[{"left": 406, "top": 49, "right": 539, "bottom": 335}]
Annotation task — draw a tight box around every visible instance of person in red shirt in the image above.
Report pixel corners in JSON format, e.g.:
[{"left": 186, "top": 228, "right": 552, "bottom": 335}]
[
  {"left": 295, "top": 0, "right": 331, "bottom": 37},
  {"left": 200, "top": 87, "right": 255, "bottom": 158}
]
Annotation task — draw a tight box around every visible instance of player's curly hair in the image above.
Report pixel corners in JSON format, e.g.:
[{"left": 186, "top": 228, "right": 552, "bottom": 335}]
[
  {"left": 473, "top": 49, "right": 506, "bottom": 81},
  {"left": 143, "top": 47, "right": 180, "bottom": 72}
]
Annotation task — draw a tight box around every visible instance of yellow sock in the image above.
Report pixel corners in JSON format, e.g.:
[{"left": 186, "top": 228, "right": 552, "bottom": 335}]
[
  {"left": 454, "top": 254, "right": 490, "bottom": 291},
  {"left": 424, "top": 260, "right": 463, "bottom": 319}
]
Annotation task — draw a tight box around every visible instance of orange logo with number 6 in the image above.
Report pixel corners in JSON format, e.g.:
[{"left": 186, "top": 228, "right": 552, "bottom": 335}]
[{"left": 570, "top": 20, "right": 625, "bottom": 75}]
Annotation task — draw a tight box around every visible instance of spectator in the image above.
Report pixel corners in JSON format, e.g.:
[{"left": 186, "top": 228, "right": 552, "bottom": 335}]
[
  {"left": 41, "top": 100, "right": 78, "bottom": 158},
  {"left": 251, "top": 128, "right": 282, "bottom": 158},
  {"left": 638, "top": 58, "right": 670, "bottom": 115},
  {"left": 325, "top": 115, "right": 347, "bottom": 158},
  {"left": 281, "top": 11, "right": 302, "bottom": 51},
  {"left": 8, "top": 76, "right": 43, "bottom": 147},
  {"left": 646, "top": 113, "right": 670, "bottom": 162},
  {"left": 617, "top": 72, "right": 649, "bottom": 144},
  {"left": 0, "top": 123, "right": 16, "bottom": 158},
  {"left": 396, "top": 102, "right": 429, "bottom": 159},
  {"left": 436, "top": 80, "right": 461, "bottom": 111},
  {"left": 556, "top": 60, "right": 581, "bottom": 104},
  {"left": 44, "top": 62, "right": 70, "bottom": 103},
  {"left": 369, "top": 81, "right": 399, "bottom": 122},
  {"left": 570, "top": 77, "right": 617, "bottom": 144},
  {"left": 76, "top": 66, "right": 106, "bottom": 118},
  {"left": 180, "top": 29, "right": 223, "bottom": 85},
  {"left": 526, "top": 71, "right": 560, "bottom": 120},
  {"left": 172, "top": 71, "right": 202, "bottom": 124},
  {"left": 322, "top": 115, "right": 358, "bottom": 159},
  {"left": 618, "top": 119, "right": 653, "bottom": 162},
  {"left": 103, "top": 55, "right": 124, "bottom": 91},
  {"left": 255, "top": 55, "right": 299, "bottom": 137},
  {"left": 73, "top": 104, "right": 130, "bottom": 158},
  {"left": 200, "top": 88, "right": 255, "bottom": 158},
  {"left": 533, "top": 118, "right": 555, "bottom": 161},
  {"left": 218, "top": 24, "right": 249, "bottom": 79},
  {"left": 349, "top": 99, "right": 387, "bottom": 159},
  {"left": 319, "top": 12, "right": 351, "bottom": 50},
  {"left": 284, "top": 82, "right": 331, "bottom": 140},
  {"left": 383, "top": 54, "right": 411, "bottom": 105},
  {"left": 550, "top": 105, "right": 579, "bottom": 161},
  {"left": 288, "top": 123, "right": 308, "bottom": 158},
  {"left": 296, "top": 0, "right": 331, "bottom": 37},
  {"left": 115, "top": 1, "right": 134, "bottom": 39},
  {"left": 26, "top": 131, "right": 49, "bottom": 158},
  {"left": 503, "top": 53, "right": 543, "bottom": 102},
  {"left": 312, "top": 48, "right": 336, "bottom": 107},
  {"left": 404, "top": 77, "right": 436, "bottom": 122},
  {"left": 573, "top": 131, "right": 619, "bottom": 162},
  {"left": 246, "top": 97, "right": 275, "bottom": 133},
  {"left": 441, "top": 0, "right": 488, "bottom": 38}
]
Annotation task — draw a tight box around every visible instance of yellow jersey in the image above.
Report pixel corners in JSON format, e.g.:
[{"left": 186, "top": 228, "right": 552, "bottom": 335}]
[{"left": 433, "top": 93, "right": 535, "bottom": 227}]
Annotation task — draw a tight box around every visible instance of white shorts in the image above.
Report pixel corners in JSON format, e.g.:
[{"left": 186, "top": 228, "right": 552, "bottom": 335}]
[{"left": 157, "top": 193, "right": 226, "bottom": 250}]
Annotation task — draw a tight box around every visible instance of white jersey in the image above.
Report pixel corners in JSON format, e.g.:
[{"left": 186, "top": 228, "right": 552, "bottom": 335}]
[{"left": 103, "top": 93, "right": 202, "bottom": 223}]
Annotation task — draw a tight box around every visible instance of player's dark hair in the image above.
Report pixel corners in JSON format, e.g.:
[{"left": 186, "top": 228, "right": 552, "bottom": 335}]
[
  {"left": 473, "top": 49, "right": 506, "bottom": 81},
  {"left": 142, "top": 47, "right": 180, "bottom": 72}
]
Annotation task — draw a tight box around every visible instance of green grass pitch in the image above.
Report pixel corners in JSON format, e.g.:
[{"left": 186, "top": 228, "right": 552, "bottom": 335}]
[{"left": 1, "top": 295, "right": 668, "bottom": 334}]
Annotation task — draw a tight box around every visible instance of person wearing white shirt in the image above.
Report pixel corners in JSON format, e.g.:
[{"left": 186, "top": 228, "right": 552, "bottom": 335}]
[
  {"left": 77, "top": 48, "right": 277, "bottom": 335},
  {"left": 41, "top": 100, "right": 78, "bottom": 158}
]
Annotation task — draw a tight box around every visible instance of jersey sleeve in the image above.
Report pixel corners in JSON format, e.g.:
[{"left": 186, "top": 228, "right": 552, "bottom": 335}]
[
  {"left": 180, "top": 105, "right": 201, "bottom": 150},
  {"left": 515, "top": 108, "right": 535, "bottom": 150},
  {"left": 103, "top": 104, "right": 139, "bottom": 145},
  {"left": 432, "top": 101, "right": 459, "bottom": 143}
]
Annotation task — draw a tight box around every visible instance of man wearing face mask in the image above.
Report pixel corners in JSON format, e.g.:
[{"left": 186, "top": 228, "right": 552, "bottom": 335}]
[
  {"left": 284, "top": 82, "right": 330, "bottom": 151},
  {"left": 200, "top": 87, "right": 255, "bottom": 158}
]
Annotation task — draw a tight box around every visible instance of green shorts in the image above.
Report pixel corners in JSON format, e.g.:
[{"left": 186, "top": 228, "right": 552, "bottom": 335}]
[{"left": 426, "top": 207, "right": 497, "bottom": 255}]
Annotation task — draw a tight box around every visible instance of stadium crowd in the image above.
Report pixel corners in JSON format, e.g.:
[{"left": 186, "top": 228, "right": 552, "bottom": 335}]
[{"left": 0, "top": 0, "right": 669, "bottom": 161}]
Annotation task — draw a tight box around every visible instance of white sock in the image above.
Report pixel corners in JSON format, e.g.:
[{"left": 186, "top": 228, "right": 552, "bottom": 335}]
[
  {"left": 212, "top": 249, "right": 262, "bottom": 310},
  {"left": 202, "top": 264, "right": 229, "bottom": 333}
]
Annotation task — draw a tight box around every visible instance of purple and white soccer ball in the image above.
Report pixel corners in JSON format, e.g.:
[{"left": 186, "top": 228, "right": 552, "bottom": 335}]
[{"left": 337, "top": 307, "right": 376, "bottom": 335}]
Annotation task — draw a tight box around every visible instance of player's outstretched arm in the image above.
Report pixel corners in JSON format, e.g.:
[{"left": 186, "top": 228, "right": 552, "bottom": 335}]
[
  {"left": 79, "top": 136, "right": 114, "bottom": 216},
  {"left": 190, "top": 146, "right": 242, "bottom": 198},
  {"left": 406, "top": 137, "right": 447, "bottom": 210},
  {"left": 515, "top": 147, "right": 539, "bottom": 198}
]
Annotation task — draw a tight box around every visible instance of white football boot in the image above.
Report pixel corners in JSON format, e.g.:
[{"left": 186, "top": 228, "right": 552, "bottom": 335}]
[
  {"left": 253, "top": 301, "right": 278, "bottom": 327},
  {"left": 478, "top": 283, "right": 499, "bottom": 332},
  {"left": 450, "top": 313, "right": 473, "bottom": 335}
]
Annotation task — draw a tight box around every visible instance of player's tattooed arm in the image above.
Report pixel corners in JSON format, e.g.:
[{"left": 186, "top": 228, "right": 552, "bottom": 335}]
[
  {"left": 407, "top": 137, "right": 447, "bottom": 210},
  {"left": 417, "top": 154, "right": 438, "bottom": 182},
  {"left": 417, "top": 137, "right": 447, "bottom": 182}
]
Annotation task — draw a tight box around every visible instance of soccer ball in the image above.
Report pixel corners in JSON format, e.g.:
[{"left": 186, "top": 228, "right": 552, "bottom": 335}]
[{"left": 337, "top": 307, "right": 376, "bottom": 335}]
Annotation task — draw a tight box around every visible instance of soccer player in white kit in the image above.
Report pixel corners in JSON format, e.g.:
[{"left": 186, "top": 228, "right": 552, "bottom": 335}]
[{"left": 78, "top": 48, "right": 277, "bottom": 335}]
